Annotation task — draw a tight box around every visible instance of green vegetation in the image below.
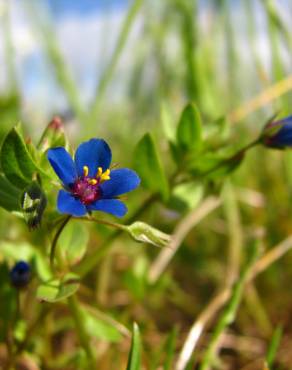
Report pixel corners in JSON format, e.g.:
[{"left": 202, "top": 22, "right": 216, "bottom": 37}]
[{"left": 0, "top": 1, "right": 292, "bottom": 369}]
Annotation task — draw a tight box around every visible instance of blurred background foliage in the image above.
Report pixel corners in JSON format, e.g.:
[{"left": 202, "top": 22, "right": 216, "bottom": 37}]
[{"left": 1, "top": 0, "right": 292, "bottom": 369}]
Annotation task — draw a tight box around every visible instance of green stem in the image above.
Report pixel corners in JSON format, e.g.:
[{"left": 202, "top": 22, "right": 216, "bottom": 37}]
[
  {"left": 16, "top": 305, "right": 50, "bottom": 355},
  {"left": 50, "top": 215, "right": 71, "bottom": 268},
  {"left": 75, "top": 193, "right": 158, "bottom": 277},
  {"left": 202, "top": 137, "right": 261, "bottom": 177},
  {"left": 78, "top": 216, "right": 127, "bottom": 231},
  {"left": 68, "top": 296, "right": 95, "bottom": 368}
]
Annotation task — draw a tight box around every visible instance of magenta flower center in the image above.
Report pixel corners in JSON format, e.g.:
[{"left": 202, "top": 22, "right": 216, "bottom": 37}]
[{"left": 72, "top": 177, "right": 101, "bottom": 205}]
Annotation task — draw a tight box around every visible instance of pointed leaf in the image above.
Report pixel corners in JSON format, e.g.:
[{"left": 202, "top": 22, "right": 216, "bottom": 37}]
[
  {"left": 37, "top": 273, "right": 79, "bottom": 302},
  {"left": 59, "top": 222, "right": 89, "bottom": 266},
  {"left": 126, "top": 323, "right": 142, "bottom": 370},
  {"left": 163, "top": 327, "right": 178, "bottom": 370},
  {"left": 0, "top": 126, "right": 38, "bottom": 188},
  {"left": 134, "top": 133, "right": 169, "bottom": 201},
  {"left": 177, "top": 103, "right": 202, "bottom": 152},
  {"left": 82, "top": 308, "right": 122, "bottom": 342},
  {"left": 0, "top": 174, "right": 21, "bottom": 211},
  {"left": 266, "top": 325, "right": 282, "bottom": 367}
]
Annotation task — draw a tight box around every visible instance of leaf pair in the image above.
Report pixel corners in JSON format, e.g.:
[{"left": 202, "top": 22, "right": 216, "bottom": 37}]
[
  {"left": 0, "top": 119, "right": 66, "bottom": 226},
  {"left": 133, "top": 104, "right": 202, "bottom": 202}
]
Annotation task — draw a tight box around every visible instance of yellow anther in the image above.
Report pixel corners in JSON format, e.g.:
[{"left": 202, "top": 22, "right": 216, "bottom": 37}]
[
  {"left": 96, "top": 168, "right": 111, "bottom": 182},
  {"left": 83, "top": 166, "right": 89, "bottom": 177},
  {"left": 88, "top": 179, "right": 97, "bottom": 185},
  {"left": 102, "top": 169, "right": 111, "bottom": 181},
  {"left": 97, "top": 167, "right": 103, "bottom": 177}
]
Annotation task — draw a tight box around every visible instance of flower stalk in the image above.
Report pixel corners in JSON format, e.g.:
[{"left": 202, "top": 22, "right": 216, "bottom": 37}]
[
  {"left": 50, "top": 215, "right": 71, "bottom": 268},
  {"left": 68, "top": 296, "right": 95, "bottom": 368}
]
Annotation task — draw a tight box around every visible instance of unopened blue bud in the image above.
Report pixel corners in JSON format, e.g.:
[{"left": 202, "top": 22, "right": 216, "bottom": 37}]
[
  {"left": 10, "top": 261, "right": 31, "bottom": 289},
  {"left": 262, "top": 115, "right": 292, "bottom": 149}
]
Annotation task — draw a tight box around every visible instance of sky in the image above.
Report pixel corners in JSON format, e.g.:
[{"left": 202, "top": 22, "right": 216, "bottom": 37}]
[
  {"left": 0, "top": 0, "right": 134, "bottom": 118},
  {"left": 45, "top": 0, "right": 129, "bottom": 17},
  {"left": 0, "top": 0, "right": 291, "bottom": 122}
]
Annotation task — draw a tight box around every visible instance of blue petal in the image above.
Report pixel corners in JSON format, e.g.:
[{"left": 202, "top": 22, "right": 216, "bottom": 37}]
[
  {"left": 87, "top": 199, "right": 127, "bottom": 217},
  {"left": 47, "top": 148, "right": 77, "bottom": 186},
  {"left": 74, "top": 139, "right": 112, "bottom": 177},
  {"left": 100, "top": 169, "right": 140, "bottom": 198},
  {"left": 273, "top": 124, "right": 292, "bottom": 146},
  {"left": 57, "top": 190, "right": 87, "bottom": 216}
]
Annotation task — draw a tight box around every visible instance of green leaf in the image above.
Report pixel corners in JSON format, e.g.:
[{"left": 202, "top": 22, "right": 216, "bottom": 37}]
[
  {"left": 134, "top": 133, "right": 169, "bottom": 201},
  {"left": 0, "top": 95, "right": 20, "bottom": 137},
  {"left": 59, "top": 222, "right": 89, "bottom": 266},
  {"left": 0, "top": 241, "right": 34, "bottom": 261},
  {"left": 123, "top": 256, "right": 149, "bottom": 300},
  {"left": 126, "top": 323, "right": 142, "bottom": 370},
  {"left": 266, "top": 325, "right": 282, "bottom": 368},
  {"left": 37, "top": 273, "right": 80, "bottom": 302},
  {"left": 0, "top": 126, "right": 38, "bottom": 188},
  {"left": 172, "top": 182, "right": 204, "bottom": 210},
  {"left": 176, "top": 103, "right": 202, "bottom": 153},
  {"left": 163, "top": 327, "right": 178, "bottom": 370},
  {"left": 82, "top": 308, "right": 122, "bottom": 343},
  {"left": 0, "top": 174, "right": 21, "bottom": 211},
  {"left": 161, "top": 102, "right": 176, "bottom": 142},
  {"left": 13, "top": 320, "right": 27, "bottom": 342},
  {"left": 189, "top": 149, "right": 244, "bottom": 180}
]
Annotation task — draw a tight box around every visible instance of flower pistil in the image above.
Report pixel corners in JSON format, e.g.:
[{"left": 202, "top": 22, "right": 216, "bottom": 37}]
[{"left": 71, "top": 165, "right": 111, "bottom": 205}]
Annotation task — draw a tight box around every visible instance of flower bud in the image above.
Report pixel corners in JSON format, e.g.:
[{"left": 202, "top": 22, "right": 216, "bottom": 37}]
[
  {"left": 10, "top": 261, "right": 31, "bottom": 289},
  {"left": 262, "top": 115, "right": 292, "bottom": 149},
  {"left": 38, "top": 116, "right": 66, "bottom": 152},
  {"left": 126, "top": 221, "right": 171, "bottom": 248}
]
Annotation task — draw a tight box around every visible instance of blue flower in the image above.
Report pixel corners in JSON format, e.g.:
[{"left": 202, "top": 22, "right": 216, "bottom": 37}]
[
  {"left": 47, "top": 139, "right": 140, "bottom": 217},
  {"left": 10, "top": 261, "right": 31, "bottom": 289},
  {"left": 262, "top": 115, "right": 292, "bottom": 149}
]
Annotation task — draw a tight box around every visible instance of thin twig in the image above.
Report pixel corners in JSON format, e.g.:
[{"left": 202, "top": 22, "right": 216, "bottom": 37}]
[
  {"left": 148, "top": 196, "right": 221, "bottom": 284},
  {"left": 223, "top": 182, "right": 243, "bottom": 285},
  {"left": 175, "top": 235, "right": 292, "bottom": 370},
  {"left": 199, "top": 248, "right": 258, "bottom": 370},
  {"left": 228, "top": 74, "right": 292, "bottom": 123}
]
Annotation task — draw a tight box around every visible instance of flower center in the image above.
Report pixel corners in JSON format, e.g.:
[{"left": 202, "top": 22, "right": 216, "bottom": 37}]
[{"left": 71, "top": 165, "right": 111, "bottom": 205}]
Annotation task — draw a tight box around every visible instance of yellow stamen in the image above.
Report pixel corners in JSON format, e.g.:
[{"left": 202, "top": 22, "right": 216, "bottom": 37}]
[
  {"left": 83, "top": 165, "right": 89, "bottom": 177},
  {"left": 101, "top": 169, "right": 111, "bottom": 182},
  {"left": 96, "top": 167, "right": 111, "bottom": 183},
  {"left": 97, "top": 167, "right": 103, "bottom": 177},
  {"left": 88, "top": 179, "right": 97, "bottom": 185}
]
